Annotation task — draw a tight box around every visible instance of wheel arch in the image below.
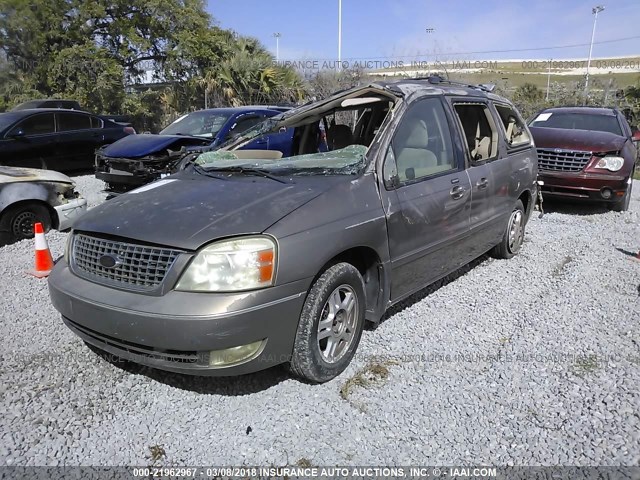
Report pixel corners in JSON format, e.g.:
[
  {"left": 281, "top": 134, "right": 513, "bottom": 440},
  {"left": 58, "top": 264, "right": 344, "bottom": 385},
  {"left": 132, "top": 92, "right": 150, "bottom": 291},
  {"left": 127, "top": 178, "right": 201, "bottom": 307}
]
[
  {"left": 0, "top": 198, "right": 58, "bottom": 230},
  {"left": 518, "top": 189, "right": 533, "bottom": 219},
  {"left": 0, "top": 182, "right": 60, "bottom": 229},
  {"left": 311, "top": 245, "right": 387, "bottom": 323}
]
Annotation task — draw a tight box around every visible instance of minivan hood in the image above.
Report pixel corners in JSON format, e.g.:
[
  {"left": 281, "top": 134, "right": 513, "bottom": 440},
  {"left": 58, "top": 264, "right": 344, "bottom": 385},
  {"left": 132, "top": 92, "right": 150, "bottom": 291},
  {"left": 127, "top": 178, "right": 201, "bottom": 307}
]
[
  {"left": 73, "top": 173, "right": 347, "bottom": 250},
  {"left": 530, "top": 127, "right": 627, "bottom": 153},
  {"left": 101, "top": 134, "right": 212, "bottom": 158}
]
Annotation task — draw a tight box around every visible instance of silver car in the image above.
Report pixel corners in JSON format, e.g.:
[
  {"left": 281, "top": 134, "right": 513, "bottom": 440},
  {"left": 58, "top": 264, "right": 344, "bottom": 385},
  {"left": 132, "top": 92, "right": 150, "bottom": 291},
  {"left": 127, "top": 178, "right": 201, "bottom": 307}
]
[{"left": 48, "top": 77, "right": 538, "bottom": 383}]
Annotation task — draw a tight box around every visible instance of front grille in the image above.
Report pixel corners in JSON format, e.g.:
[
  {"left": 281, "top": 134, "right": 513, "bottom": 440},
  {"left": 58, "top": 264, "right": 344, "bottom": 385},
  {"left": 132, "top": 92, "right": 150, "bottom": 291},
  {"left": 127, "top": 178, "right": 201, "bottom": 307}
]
[
  {"left": 64, "top": 317, "right": 203, "bottom": 365},
  {"left": 71, "top": 233, "right": 184, "bottom": 290},
  {"left": 536, "top": 148, "right": 592, "bottom": 172}
]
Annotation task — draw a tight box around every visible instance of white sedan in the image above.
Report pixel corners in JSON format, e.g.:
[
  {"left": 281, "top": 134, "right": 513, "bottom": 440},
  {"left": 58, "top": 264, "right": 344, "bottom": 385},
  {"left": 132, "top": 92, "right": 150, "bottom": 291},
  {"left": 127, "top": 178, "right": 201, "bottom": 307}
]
[{"left": 0, "top": 166, "right": 87, "bottom": 246}]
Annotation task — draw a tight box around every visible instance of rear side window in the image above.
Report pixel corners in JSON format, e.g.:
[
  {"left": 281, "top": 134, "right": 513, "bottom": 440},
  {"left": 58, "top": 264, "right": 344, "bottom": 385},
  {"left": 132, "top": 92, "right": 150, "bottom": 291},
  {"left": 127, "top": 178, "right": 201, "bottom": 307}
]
[
  {"left": 58, "top": 112, "right": 91, "bottom": 131},
  {"left": 9, "top": 114, "right": 55, "bottom": 136},
  {"left": 388, "top": 98, "right": 456, "bottom": 183},
  {"left": 494, "top": 104, "right": 531, "bottom": 147},
  {"left": 453, "top": 103, "right": 498, "bottom": 161}
]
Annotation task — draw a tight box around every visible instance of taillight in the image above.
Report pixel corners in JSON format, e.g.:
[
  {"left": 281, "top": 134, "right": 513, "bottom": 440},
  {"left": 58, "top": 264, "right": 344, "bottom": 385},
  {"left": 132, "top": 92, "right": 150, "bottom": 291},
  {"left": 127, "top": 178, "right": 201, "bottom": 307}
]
[{"left": 123, "top": 126, "right": 136, "bottom": 135}]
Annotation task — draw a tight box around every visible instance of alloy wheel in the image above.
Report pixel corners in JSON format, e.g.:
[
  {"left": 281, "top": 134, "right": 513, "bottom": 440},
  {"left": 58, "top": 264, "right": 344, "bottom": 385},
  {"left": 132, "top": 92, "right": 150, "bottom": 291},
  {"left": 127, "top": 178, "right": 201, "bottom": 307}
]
[
  {"left": 507, "top": 209, "right": 524, "bottom": 253},
  {"left": 317, "top": 284, "right": 359, "bottom": 364}
]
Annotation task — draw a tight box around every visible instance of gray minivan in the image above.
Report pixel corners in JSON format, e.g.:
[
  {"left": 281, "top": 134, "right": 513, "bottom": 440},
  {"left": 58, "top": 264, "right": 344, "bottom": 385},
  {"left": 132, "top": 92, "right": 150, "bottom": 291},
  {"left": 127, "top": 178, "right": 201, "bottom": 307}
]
[{"left": 48, "top": 77, "right": 538, "bottom": 383}]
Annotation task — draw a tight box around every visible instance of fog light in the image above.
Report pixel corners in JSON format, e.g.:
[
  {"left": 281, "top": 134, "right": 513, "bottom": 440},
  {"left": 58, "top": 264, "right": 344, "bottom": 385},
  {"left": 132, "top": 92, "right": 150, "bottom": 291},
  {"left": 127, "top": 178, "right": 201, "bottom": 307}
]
[
  {"left": 208, "top": 339, "right": 265, "bottom": 367},
  {"left": 601, "top": 188, "right": 612, "bottom": 200}
]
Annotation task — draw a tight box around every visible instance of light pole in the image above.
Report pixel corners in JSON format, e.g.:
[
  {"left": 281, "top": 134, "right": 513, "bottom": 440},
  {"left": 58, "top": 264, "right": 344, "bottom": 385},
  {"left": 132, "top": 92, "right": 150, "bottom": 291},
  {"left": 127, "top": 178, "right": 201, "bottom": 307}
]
[
  {"left": 273, "top": 32, "right": 281, "bottom": 62},
  {"left": 338, "top": 0, "right": 342, "bottom": 70},
  {"left": 584, "top": 5, "right": 604, "bottom": 100},
  {"left": 546, "top": 59, "right": 552, "bottom": 101},
  {"left": 425, "top": 27, "right": 435, "bottom": 68}
]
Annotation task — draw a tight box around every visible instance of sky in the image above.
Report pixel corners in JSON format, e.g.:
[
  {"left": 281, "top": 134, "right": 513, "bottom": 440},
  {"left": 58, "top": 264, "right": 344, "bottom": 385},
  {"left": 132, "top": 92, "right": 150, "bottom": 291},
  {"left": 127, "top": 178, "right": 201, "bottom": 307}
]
[{"left": 208, "top": 0, "right": 640, "bottom": 64}]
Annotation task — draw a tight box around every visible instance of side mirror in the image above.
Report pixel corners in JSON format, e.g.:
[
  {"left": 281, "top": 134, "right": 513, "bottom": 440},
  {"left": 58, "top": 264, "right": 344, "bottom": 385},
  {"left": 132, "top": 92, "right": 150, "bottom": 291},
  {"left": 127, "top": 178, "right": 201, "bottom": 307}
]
[{"left": 9, "top": 128, "right": 25, "bottom": 138}]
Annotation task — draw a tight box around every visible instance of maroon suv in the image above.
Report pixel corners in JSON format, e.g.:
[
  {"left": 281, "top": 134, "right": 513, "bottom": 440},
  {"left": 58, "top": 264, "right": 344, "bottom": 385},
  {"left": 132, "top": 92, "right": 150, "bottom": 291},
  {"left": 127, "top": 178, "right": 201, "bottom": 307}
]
[{"left": 529, "top": 107, "right": 639, "bottom": 211}]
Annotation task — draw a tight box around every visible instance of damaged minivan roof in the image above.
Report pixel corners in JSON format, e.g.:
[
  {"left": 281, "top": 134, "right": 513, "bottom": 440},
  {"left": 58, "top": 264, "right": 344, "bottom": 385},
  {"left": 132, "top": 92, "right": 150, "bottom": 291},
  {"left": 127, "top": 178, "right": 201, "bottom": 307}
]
[
  {"left": 222, "top": 77, "right": 503, "bottom": 151},
  {"left": 256, "top": 77, "right": 502, "bottom": 125}
]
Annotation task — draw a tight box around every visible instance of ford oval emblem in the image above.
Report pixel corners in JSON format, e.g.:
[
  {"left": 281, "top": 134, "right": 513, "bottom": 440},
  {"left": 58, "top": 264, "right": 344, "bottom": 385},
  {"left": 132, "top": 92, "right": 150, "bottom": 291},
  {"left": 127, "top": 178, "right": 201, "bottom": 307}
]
[{"left": 99, "top": 254, "right": 120, "bottom": 269}]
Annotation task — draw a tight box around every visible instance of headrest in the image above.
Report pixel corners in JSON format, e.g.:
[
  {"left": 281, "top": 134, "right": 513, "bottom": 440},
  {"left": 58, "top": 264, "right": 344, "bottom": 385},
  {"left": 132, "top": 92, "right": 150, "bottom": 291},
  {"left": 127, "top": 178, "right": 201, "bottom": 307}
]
[{"left": 399, "top": 119, "right": 429, "bottom": 148}]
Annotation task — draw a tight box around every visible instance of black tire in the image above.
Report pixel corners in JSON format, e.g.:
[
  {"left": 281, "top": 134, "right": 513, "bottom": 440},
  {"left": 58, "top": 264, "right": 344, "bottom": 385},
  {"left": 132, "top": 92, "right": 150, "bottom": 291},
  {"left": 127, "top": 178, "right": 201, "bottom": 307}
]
[
  {"left": 490, "top": 200, "right": 526, "bottom": 260},
  {"left": 0, "top": 203, "right": 52, "bottom": 245},
  {"left": 610, "top": 178, "right": 632, "bottom": 212},
  {"left": 289, "top": 262, "right": 366, "bottom": 383}
]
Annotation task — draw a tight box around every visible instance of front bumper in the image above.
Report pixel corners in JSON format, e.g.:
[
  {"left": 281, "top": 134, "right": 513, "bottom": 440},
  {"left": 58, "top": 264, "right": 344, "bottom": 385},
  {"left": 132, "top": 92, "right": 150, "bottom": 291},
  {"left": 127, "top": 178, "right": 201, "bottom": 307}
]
[
  {"left": 95, "top": 154, "right": 167, "bottom": 192},
  {"left": 48, "top": 260, "right": 310, "bottom": 376},
  {"left": 54, "top": 198, "right": 88, "bottom": 231},
  {"left": 538, "top": 170, "right": 629, "bottom": 202},
  {"left": 95, "top": 169, "right": 160, "bottom": 191}
]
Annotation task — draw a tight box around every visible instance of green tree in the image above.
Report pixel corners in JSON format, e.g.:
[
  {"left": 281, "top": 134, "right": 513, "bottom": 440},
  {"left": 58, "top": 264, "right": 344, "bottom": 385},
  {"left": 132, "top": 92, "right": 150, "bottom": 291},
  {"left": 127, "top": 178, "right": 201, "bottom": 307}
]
[
  {"left": 0, "top": 0, "right": 306, "bottom": 122},
  {"left": 47, "top": 43, "right": 125, "bottom": 113},
  {"left": 512, "top": 83, "right": 545, "bottom": 119},
  {"left": 201, "top": 36, "right": 306, "bottom": 107}
]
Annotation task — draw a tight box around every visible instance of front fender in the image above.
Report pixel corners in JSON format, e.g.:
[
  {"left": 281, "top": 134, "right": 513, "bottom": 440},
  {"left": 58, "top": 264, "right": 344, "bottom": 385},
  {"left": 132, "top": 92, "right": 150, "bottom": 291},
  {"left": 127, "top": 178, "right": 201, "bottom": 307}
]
[
  {"left": 266, "top": 174, "right": 390, "bottom": 285},
  {"left": 0, "top": 182, "right": 58, "bottom": 215}
]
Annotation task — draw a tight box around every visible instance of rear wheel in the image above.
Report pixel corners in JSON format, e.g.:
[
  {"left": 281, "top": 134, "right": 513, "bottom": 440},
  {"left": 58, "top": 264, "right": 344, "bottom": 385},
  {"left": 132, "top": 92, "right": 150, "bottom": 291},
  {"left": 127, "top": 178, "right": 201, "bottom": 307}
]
[
  {"left": 490, "top": 200, "right": 526, "bottom": 259},
  {"left": 0, "top": 203, "right": 52, "bottom": 245},
  {"left": 610, "top": 177, "right": 633, "bottom": 212},
  {"left": 289, "top": 262, "right": 366, "bottom": 383}
]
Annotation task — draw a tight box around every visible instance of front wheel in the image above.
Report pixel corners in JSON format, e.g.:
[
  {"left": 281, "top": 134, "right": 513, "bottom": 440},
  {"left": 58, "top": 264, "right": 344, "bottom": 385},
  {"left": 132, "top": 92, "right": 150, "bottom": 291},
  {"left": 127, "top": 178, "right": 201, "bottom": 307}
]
[
  {"left": 0, "top": 203, "right": 52, "bottom": 245},
  {"left": 289, "top": 262, "right": 366, "bottom": 383},
  {"left": 491, "top": 200, "right": 526, "bottom": 259}
]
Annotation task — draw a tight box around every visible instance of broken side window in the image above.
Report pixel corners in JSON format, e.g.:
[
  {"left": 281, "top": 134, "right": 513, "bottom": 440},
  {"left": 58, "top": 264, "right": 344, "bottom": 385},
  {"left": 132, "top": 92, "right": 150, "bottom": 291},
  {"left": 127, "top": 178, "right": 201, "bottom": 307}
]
[
  {"left": 494, "top": 104, "right": 531, "bottom": 147},
  {"left": 453, "top": 103, "right": 498, "bottom": 161}
]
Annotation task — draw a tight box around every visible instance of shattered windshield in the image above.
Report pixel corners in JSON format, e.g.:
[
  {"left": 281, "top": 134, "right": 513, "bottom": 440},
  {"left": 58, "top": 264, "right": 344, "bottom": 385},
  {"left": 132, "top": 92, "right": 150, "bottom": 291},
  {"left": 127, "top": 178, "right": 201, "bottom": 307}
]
[
  {"left": 160, "top": 111, "right": 232, "bottom": 138},
  {"left": 220, "top": 116, "right": 280, "bottom": 147},
  {"left": 194, "top": 144, "right": 368, "bottom": 175}
]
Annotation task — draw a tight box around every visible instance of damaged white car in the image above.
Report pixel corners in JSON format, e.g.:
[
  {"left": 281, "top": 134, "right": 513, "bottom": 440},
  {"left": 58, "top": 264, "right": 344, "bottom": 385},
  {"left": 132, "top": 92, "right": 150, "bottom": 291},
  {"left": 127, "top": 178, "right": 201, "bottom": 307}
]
[{"left": 0, "top": 167, "right": 87, "bottom": 246}]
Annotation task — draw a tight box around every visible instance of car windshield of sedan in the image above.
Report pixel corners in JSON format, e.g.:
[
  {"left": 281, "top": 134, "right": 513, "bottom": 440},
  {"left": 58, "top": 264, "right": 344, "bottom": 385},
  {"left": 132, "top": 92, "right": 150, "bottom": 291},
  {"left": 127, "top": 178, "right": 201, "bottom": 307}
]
[
  {"left": 160, "top": 111, "right": 231, "bottom": 138},
  {"left": 0, "top": 113, "right": 21, "bottom": 133},
  {"left": 529, "top": 112, "right": 622, "bottom": 136}
]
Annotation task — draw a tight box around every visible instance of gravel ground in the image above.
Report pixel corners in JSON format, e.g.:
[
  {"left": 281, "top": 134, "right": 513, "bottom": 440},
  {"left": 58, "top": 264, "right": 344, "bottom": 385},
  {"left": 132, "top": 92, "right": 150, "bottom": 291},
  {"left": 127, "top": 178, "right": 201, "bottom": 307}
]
[{"left": 0, "top": 175, "right": 639, "bottom": 467}]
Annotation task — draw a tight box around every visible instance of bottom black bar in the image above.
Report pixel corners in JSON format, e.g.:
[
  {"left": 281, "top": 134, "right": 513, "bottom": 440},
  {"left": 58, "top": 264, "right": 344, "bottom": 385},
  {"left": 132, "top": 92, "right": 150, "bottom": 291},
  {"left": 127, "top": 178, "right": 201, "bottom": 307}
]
[{"left": 0, "top": 466, "right": 638, "bottom": 480}]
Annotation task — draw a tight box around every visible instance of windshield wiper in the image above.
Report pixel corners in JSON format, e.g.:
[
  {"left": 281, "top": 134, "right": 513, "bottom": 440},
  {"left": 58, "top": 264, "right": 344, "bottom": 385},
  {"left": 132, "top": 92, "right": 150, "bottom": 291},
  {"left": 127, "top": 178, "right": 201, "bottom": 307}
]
[
  {"left": 203, "top": 166, "right": 292, "bottom": 184},
  {"left": 191, "top": 163, "right": 228, "bottom": 180}
]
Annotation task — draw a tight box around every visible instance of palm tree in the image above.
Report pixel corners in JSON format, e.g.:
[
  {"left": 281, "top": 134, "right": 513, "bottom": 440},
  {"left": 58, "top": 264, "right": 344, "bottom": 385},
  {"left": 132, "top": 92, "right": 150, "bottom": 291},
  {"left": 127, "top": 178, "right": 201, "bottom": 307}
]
[{"left": 200, "top": 35, "right": 306, "bottom": 107}]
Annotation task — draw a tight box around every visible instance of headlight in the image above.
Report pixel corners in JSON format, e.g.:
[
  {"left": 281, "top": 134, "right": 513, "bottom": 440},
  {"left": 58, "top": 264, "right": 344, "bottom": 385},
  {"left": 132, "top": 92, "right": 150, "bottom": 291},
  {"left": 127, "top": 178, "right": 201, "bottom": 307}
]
[
  {"left": 176, "top": 236, "right": 276, "bottom": 292},
  {"left": 594, "top": 156, "right": 624, "bottom": 172}
]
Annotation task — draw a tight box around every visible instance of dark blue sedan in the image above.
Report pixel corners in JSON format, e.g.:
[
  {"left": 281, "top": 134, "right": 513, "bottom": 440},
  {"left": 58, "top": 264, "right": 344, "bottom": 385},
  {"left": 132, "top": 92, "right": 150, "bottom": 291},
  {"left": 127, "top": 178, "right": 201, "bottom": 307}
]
[
  {"left": 0, "top": 109, "right": 134, "bottom": 172},
  {"left": 95, "top": 106, "right": 293, "bottom": 193}
]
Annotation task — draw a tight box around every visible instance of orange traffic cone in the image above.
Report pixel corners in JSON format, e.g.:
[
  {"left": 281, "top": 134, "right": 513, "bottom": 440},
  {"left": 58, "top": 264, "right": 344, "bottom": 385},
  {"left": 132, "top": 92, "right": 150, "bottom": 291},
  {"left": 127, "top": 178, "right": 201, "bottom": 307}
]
[{"left": 27, "top": 222, "right": 54, "bottom": 278}]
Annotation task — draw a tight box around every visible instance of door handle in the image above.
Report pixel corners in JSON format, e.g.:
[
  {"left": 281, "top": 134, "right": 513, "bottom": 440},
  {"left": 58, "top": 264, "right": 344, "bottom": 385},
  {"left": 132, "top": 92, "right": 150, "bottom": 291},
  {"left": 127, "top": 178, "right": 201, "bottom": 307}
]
[
  {"left": 450, "top": 185, "right": 465, "bottom": 200},
  {"left": 476, "top": 178, "right": 488, "bottom": 189}
]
